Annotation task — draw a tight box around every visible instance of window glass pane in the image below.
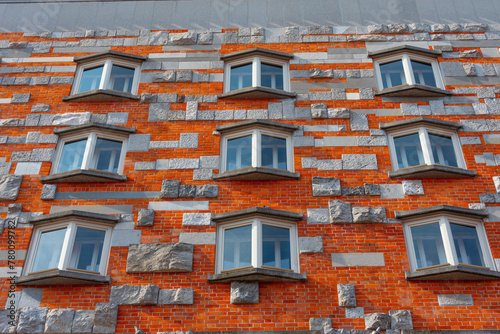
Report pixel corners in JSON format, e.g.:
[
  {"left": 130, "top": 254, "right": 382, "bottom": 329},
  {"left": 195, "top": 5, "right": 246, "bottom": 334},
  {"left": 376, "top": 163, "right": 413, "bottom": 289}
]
[
  {"left": 69, "top": 227, "right": 106, "bottom": 272},
  {"left": 261, "top": 135, "right": 287, "bottom": 170},
  {"left": 92, "top": 138, "right": 123, "bottom": 173},
  {"left": 261, "top": 63, "right": 284, "bottom": 90},
  {"left": 393, "top": 133, "right": 424, "bottom": 169},
  {"left": 223, "top": 225, "right": 252, "bottom": 270},
  {"left": 108, "top": 65, "right": 135, "bottom": 93},
  {"left": 230, "top": 63, "right": 253, "bottom": 91},
  {"left": 227, "top": 135, "right": 252, "bottom": 171},
  {"left": 57, "top": 139, "right": 88, "bottom": 173},
  {"left": 450, "top": 223, "right": 485, "bottom": 267},
  {"left": 428, "top": 134, "right": 458, "bottom": 167},
  {"left": 411, "top": 223, "right": 447, "bottom": 268},
  {"left": 262, "top": 225, "right": 291, "bottom": 269},
  {"left": 32, "top": 228, "right": 67, "bottom": 272},
  {"left": 379, "top": 60, "right": 406, "bottom": 88},
  {"left": 78, "top": 66, "right": 104, "bottom": 93},
  {"left": 411, "top": 60, "right": 437, "bottom": 87}
]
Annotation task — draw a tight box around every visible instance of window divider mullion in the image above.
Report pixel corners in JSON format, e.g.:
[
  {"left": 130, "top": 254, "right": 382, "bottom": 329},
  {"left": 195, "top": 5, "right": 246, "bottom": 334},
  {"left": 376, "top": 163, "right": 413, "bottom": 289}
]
[
  {"left": 253, "top": 57, "right": 261, "bottom": 87},
  {"left": 82, "top": 133, "right": 96, "bottom": 170},
  {"left": 253, "top": 219, "right": 261, "bottom": 268},
  {"left": 440, "top": 218, "right": 458, "bottom": 266},
  {"left": 59, "top": 222, "right": 76, "bottom": 270},
  {"left": 402, "top": 55, "right": 415, "bottom": 85},
  {"left": 100, "top": 60, "right": 112, "bottom": 90},
  {"left": 420, "top": 128, "right": 434, "bottom": 165},
  {"left": 253, "top": 130, "right": 260, "bottom": 167}
]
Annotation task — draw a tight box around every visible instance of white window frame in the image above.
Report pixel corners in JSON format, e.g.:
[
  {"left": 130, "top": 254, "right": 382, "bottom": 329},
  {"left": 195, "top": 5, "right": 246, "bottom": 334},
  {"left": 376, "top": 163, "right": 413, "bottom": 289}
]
[
  {"left": 215, "top": 217, "right": 299, "bottom": 274},
  {"left": 24, "top": 220, "right": 113, "bottom": 276},
  {"left": 387, "top": 126, "right": 466, "bottom": 171},
  {"left": 51, "top": 131, "right": 128, "bottom": 175},
  {"left": 71, "top": 58, "right": 141, "bottom": 95},
  {"left": 374, "top": 54, "right": 445, "bottom": 91},
  {"left": 223, "top": 56, "right": 290, "bottom": 93},
  {"left": 220, "top": 128, "right": 294, "bottom": 173},
  {"left": 404, "top": 215, "right": 495, "bottom": 272}
]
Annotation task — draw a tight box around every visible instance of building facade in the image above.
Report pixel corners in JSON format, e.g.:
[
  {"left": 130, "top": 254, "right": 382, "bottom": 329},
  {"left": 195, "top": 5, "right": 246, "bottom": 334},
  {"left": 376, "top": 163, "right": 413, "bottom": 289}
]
[{"left": 0, "top": 1, "right": 500, "bottom": 334}]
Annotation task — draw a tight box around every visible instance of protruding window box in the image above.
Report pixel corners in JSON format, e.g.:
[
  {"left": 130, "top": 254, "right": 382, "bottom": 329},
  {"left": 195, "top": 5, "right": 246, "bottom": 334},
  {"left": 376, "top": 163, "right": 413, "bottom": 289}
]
[
  {"left": 396, "top": 205, "right": 498, "bottom": 281},
  {"left": 381, "top": 117, "right": 475, "bottom": 179},
  {"left": 215, "top": 120, "right": 298, "bottom": 181},
  {"left": 211, "top": 207, "right": 305, "bottom": 283},
  {"left": 64, "top": 50, "right": 146, "bottom": 102},
  {"left": 369, "top": 45, "right": 449, "bottom": 98},
  {"left": 220, "top": 48, "right": 294, "bottom": 100},
  {"left": 18, "top": 210, "right": 118, "bottom": 286},
  {"left": 42, "top": 123, "right": 135, "bottom": 183}
]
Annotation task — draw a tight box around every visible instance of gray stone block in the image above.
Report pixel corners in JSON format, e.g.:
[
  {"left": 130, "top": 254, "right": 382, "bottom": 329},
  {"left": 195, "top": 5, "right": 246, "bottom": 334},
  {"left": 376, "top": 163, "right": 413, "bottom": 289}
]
[
  {"left": 193, "top": 169, "right": 213, "bottom": 180},
  {"left": 170, "top": 32, "right": 197, "bottom": 45},
  {"left": 148, "top": 31, "right": 169, "bottom": 45},
  {"left": 482, "top": 63, "right": 497, "bottom": 77},
  {"left": 365, "top": 313, "right": 391, "bottom": 330},
  {"left": 331, "top": 253, "right": 385, "bottom": 267},
  {"left": 350, "top": 113, "right": 369, "bottom": 131},
  {"left": 127, "top": 243, "right": 193, "bottom": 272},
  {"left": 30, "top": 148, "right": 55, "bottom": 162},
  {"left": 299, "top": 236, "right": 323, "bottom": 253},
  {"left": 141, "top": 93, "right": 158, "bottom": 103},
  {"left": 31, "top": 77, "right": 50, "bottom": 85},
  {"left": 342, "top": 154, "right": 377, "bottom": 170},
  {"left": 158, "top": 288, "right": 194, "bottom": 305},
  {"left": 17, "top": 307, "right": 48, "bottom": 334},
  {"left": 367, "top": 24, "right": 388, "bottom": 33},
  {"left": 317, "top": 159, "right": 342, "bottom": 171},
  {"left": 170, "top": 158, "right": 199, "bottom": 169},
  {"left": 294, "top": 136, "right": 315, "bottom": 147},
  {"left": 328, "top": 200, "right": 352, "bottom": 223},
  {"left": 461, "top": 119, "right": 489, "bottom": 132},
  {"left": 168, "top": 110, "right": 186, "bottom": 120},
  {"left": 306, "top": 208, "right": 329, "bottom": 224},
  {"left": 301, "top": 157, "right": 318, "bottom": 169},
  {"left": 26, "top": 115, "right": 41, "bottom": 127},
  {"left": 390, "top": 310, "right": 413, "bottom": 330},
  {"left": 458, "top": 50, "right": 480, "bottom": 58},
  {"left": 198, "top": 32, "right": 213, "bottom": 45},
  {"left": 179, "top": 185, "right": 196, "bottom": 198},
  {"left": 401, "top": 103, "right": 419, "bottom": 116},
  {"left": 199, "top": 156, "right": 219, "bottom": 169},
  {"left": 158, "top": 93, "right": 178, "bottom": 102},
  {"left": 0, "top": 162, "right": 12, "bottom": 175},
  {"left": 137, "top": 209, "right": 155, "bottom": 226},
  {"left": 135, "top": 161, "right": 156, "bottom": 170},
  {"left": 11, "top": 93, "right": 31, "bottom": 103},
  {"left": 106, "top": 112, "right": 128, "bottom": 125},
  {"left": 309, "top": 318, "right": 332, "bottom": 332},
  {"left": 352, "top": 207, "right": 386, "bottom": 223},
  {"left": 364, "top": 184, "right": 381, "bottom": 196},
  {"left": 0, "top": 175, "right": 23, "bottom": 200},
  {"left": 179, "top": 232, "right": 216, "bottom": 245},
  {"left": 26, "top": 132, "right": 40, "bottom": 144},
  {"left": 176, "top": 71, "right": 193, "bottom": 82},
  {"left": 463, "top": 63, "right": 478, "bottom": 77},
  {"left": 52, "top": 112, "right": 91, "bottom": 126},
  {"left": 197, "top": 110, "right": 214, "bottom": 120},
  {"left": 312, "top": 176, "right": 341, "bottom": 196},
  {"left": 179, "top": 133, "right": 199, "bottom": 148},
  {"left": 92, "top": 304, "right": 118, "bottom": 334},
  {"left": 41, "top": 184, "right": 57, "bottom": 200},
  {"left": 196, "top": 184, "right": 218, "bottom": 198},
  {"left": 338, "top": 284, "right": 356, "bottom": 307},
  {"left": 128, "top": 134, "right": 150, "bottom": 152},
  {"left": 437, "top": 294, "right": 473, "bottom": 306},
  {"left": 183, "top": 212, "right": 211, "bottom": 226},
  {"left": 110, "top": 285, "right": 159, "bottom": 305},
  {"left": 311, "top": 103, "right": 328, "bottom": 118},
  {"left": 440, "top": 62, "right": 467, "bottom": 76},
  {"left": 231, "top": 281, "right": 259, "bottom": 304},
  {"left": 214, "top": 110, "right": 234, "bottom": 120},
  {"left": 328, "top": 108, "right": 350, "bottom": 118},
  {"left": 159, "top": 180, "right": 180, "bottom": 198},
  {"left": 45, "top": 309, "right": 75, "bottom": 334},
  {"left": 402, "top": 180, "right": 424, "bottom": 195},
  {"left": 186, "top": 101, "right": 198, "bottom": 120},
  {"left": 346, "top": 307, "right": 364, "bottom": 319},
  {"left": 0, "top": 309, "right": 15, "bottom": 333},
  {"left": 460, "top": 136, "right": 481, "bottom": 145},
  {"left": 11, "top": 151, "right": 31, "bottom": 162},
  {"left": 357, "top": 136, "right": 387, "bottom": 146},
  {"left": 341, "top": 187, "right": 365, "bottom": 196},
  {"left": 247, "top": 109, "right": 268, "bottom": 119}
]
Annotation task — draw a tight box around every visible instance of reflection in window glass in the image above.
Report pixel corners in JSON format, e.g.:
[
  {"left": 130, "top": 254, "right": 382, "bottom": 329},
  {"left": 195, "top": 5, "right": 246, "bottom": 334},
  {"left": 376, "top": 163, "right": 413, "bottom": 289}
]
[
  {"left": 411, "top": 223, "right": 446, "bottom": 269},
  {"left": 261, "top": 63, "right": 283, "bottom": 90},
  {"left": 32, "top": 228, "right": 67, "bottom": 272},
  {"left": 69, "top": 227, "right": 105, "bottom": 272},
  {"left": 262, "top": 225, "right": 291, "bottom": 269},
  {"left": 57, "top": 139, "right": 88, "bottom": 173},
  {"left": 79, "top": 66, "right": 104, "bottom": 93},
  {"left": 394, "top": 133, "right": 424, "bottom": 169},
  {"left": 411, "top": 60, "right": 437, "bottom": 87},
  {"left": 261, "top": 135, "right": 287, "bottom": 170},
  {"left": 108, "top": 65, "right": 135, "bottom": 93},
  {"left": 227, "top": 135, "right": 252, "bottom": 171},
  {"left": 230, "top": 63, "right": 253, "bottom": 91},
  {"left": 429, "top": 134, "right": 458, "bottom": 167},
  {"left": 223, "top": 225, "right": 252, "bottom": 270},
  {"left": 92, "top": 138, "right": 122, "bottom": 173},
  {"left": 380, "top": 60, "right": 406, "bottom": 88},
  {"left": 450, "top": 223, "right": 484, "bottom": 267}
]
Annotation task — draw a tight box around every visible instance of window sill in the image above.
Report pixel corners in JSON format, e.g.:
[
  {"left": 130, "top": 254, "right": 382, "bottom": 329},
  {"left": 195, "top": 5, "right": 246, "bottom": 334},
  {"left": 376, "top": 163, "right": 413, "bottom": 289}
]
[
  {"left": 388, "top": 164, "right": 477, "bottom": 179},
  {"left": 16, "top": 269, "right": 111, "bottom": 286},
  {"left": 213, "top": 167, "right": 300, "bottom": 180},
  {"left": 375, "top": 84, "right": 452, "bottom": 97},
  {"left": 207, "top": 267, "right": 307, "bottom": 283},
  {"left": 219, "top": 86, "right": 296, "bottom": 100},
  {"left": 62, "top": 89, "right": 140, "bottom": 102},
  {"left": 40, "top": 169, "right": 127, "bottom": 183},
  {"left": 406, "top": 265, "right": 500, "bottom": 281}
]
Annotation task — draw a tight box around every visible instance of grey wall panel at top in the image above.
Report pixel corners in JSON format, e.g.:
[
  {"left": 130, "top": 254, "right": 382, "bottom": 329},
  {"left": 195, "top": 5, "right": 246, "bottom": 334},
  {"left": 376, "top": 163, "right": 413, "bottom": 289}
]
[{"left": 0, "top": 0, "right": 499, "bottom": 32}]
